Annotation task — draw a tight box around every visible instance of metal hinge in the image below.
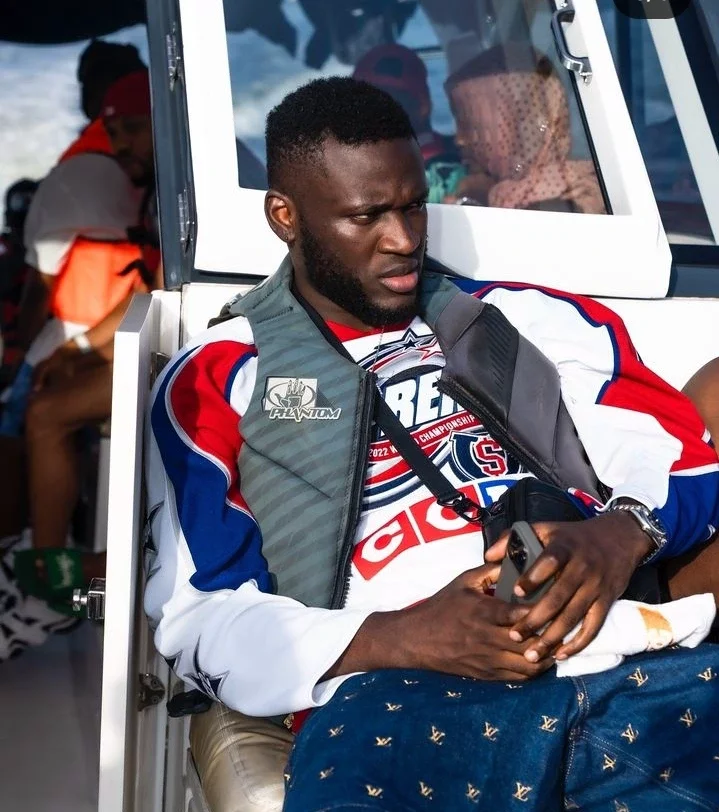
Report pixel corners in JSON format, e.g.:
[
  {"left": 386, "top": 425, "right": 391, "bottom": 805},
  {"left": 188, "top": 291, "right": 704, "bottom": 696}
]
[
  {"left": 165, "top": 26, "right": 182, "bottom": 91},
  {"left": 138, "top": 673, "right": 166, "bottom": 712},
  {"left": 151, "top": 352, "right": 170, "bottom": 384},
  {"left": 178, "top": 189, "right": 192, "bottom": 252}
]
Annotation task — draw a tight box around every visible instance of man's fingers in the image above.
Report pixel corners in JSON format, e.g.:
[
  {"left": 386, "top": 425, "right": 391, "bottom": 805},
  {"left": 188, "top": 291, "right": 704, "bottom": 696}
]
[
  {"left": 510, "top": 563, "right": 590, "bottom": 641},
  {"left": 521, "top": 591, "right": 596, "bottom": 662},
  {"left": 514, "top": 545, "right": 569, "bottom": 598},
  {"left": 486, "top": 596, "right": 533, "bottom": 628},
  {"left": 484, "top": 533, "right": 509, "bottom": 563},
  {"left": 554, "top": 600, "right": 611, "bottom": 660},
  {"left": 491, "top": 648, "right": 554, "bottom": 680},
  {"left": 464, "top": 563, "right": 502, "bottom": 592}
]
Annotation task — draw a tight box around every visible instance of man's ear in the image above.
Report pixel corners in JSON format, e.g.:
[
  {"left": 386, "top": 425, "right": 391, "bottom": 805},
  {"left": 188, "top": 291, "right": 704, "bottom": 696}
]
[{"left": 265, "top": 189, "right": 297, "bottom": 245}]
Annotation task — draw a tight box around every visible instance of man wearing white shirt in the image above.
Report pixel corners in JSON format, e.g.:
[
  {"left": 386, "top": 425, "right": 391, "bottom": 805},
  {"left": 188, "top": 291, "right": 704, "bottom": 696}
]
[{"left": 148, "top": 78, "right": 719, "bottom": 812}]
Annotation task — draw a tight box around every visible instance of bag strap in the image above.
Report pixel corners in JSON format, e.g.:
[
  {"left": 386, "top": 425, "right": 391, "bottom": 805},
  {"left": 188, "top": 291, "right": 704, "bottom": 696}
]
[{"left": 292, "top": 286, "right": 486, "bottom": 524}]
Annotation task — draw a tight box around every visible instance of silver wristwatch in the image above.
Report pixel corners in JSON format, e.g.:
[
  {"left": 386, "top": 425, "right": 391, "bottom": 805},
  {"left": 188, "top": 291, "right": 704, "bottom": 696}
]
[{"left": 605, "top": 502, "right": 668, "bottom": 562}]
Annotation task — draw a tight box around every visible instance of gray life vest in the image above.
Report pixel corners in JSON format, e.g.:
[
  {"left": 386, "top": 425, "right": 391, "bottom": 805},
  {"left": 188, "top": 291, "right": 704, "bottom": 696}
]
[{"left": 223, "top": 257, "right": 603, "bottom": 609}]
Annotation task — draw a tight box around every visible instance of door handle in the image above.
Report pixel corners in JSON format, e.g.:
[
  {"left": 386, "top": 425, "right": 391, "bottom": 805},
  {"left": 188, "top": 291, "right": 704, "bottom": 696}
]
[
  {"left": 551, "top": 2, "right": 593, "bottom": 84},
  {"left": 72, "top": 577, "right": 106, "bottom": 621}
]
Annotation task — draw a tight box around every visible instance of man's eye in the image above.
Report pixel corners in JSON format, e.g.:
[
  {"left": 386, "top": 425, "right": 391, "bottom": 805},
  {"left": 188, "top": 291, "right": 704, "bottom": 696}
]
[{"left": 352, "top": 213, "right": 376, "bottom": 223}]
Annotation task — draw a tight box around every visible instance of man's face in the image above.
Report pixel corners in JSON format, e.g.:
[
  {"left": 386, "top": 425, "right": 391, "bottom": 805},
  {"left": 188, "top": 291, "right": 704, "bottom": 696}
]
[
  {"left": 292, "top": 137, "right": 429, "bottom": 329},
  {"left": 105, "top": 114, "right": 154, "bottom": 186}
]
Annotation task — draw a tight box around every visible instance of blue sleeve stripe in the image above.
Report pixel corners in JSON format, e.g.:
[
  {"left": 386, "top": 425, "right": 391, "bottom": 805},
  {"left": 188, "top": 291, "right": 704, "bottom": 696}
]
[
  {"left": 151, "top": 351, "right": 274, "bottom": 594},
  {"left": 654, "top": 469, "right": 719, "bottom": 558}
]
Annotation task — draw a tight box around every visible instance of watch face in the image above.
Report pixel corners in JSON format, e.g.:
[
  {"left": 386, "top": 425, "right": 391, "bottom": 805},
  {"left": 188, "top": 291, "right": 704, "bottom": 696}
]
[{"left": 641, "top": 509, "right": 667, "bottom": 542}]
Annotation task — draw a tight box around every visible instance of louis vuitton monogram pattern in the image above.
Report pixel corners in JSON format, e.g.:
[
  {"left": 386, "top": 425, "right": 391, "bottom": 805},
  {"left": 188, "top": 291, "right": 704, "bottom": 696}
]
[{"left": 283, "top": 650, "right": 719, "bottom": 812}]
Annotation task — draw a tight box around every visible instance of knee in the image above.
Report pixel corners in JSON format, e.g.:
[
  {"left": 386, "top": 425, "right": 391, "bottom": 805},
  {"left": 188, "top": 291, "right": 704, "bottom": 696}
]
[{"left": 25, "top": 392, "right": 63, "bottom": 440}]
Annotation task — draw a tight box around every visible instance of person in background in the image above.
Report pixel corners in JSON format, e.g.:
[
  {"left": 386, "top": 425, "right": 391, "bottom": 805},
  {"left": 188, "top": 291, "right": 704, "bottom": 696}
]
[
  {"left": 0, "top": 69, "right": 160, "bottom": 659},
  {"left": 353, "top": 43, "right": 465, "bottom": 203},
  {"left": 0, "top": 39, "right": 149, "bottom": 436},
  {"left": 0, "top": 182, "right": 39, "bottom": 599},
  {"left": 0, "top": 179, "right": 39, "bottom": 386},
  {"left": 445, "top": 44, "right": 606, "bottom": 213}
]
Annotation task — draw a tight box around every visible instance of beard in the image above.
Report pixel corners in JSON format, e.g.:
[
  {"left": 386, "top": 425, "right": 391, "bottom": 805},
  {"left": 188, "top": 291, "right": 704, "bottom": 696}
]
[{"left": 299, "top": 222, "right": 421, "bottom": 328}]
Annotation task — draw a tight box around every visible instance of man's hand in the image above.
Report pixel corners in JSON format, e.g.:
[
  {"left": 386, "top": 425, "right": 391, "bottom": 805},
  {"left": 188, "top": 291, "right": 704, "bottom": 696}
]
[
  {"left": 32, "top": 341, "right": 80, "bottom": 391},
  {"left": 327, "top": 565, "right": 554, "bottom": 683},
  {"left": 485, "top": 513, "right": 653, "bottom": 663}
]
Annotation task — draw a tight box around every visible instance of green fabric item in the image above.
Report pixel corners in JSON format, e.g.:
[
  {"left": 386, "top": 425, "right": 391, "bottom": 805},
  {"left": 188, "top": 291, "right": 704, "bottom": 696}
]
[{"left": 13, "top": 548, "right": 85, "bottom": 613}]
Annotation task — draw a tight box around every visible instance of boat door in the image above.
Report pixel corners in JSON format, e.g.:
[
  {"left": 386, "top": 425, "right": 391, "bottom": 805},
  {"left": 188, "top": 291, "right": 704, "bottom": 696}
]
[
  {"left": 99, "top": 0, "right": 719, "bottom": 808},
  {"left": 97, "top": 290, "right": 181, "bottom": 812}
]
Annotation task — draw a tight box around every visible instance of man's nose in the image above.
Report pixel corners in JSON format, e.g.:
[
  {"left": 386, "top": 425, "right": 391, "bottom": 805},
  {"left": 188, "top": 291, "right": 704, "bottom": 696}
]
[{"left": 378, "top": 210, "right": 424, "bottom": 255}]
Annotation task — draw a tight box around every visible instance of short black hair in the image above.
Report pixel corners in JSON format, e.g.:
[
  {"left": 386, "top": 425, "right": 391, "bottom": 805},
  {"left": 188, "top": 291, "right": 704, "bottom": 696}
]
[
  {"left": 266, "top": 76, "right": 416, "bottom": 189},
  {"left": 77, "top": 39, "right": 146, "bottom": 120}
]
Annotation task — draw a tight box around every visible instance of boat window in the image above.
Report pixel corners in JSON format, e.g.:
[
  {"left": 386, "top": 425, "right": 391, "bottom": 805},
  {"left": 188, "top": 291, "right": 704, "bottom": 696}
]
[
  {"left": 599, "top": 0, "right": 719, "bottom": 246},
  {"left": 179, "top": 0, "right": 673, "bottom": 294},
  {"left": 224, "top": 0, "right": 608, "bottom": 215}
]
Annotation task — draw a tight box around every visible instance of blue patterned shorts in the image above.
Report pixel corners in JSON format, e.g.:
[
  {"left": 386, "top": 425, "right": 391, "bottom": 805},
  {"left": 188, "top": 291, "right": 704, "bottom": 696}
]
[{"left": 283, "top": 645, "right": 719, "bottom": 811}]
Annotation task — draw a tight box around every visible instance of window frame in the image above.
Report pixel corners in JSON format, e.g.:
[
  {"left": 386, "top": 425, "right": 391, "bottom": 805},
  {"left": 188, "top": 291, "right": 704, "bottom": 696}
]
[{"left": 159, "top": 0, "right": 678, "bottom": 298}]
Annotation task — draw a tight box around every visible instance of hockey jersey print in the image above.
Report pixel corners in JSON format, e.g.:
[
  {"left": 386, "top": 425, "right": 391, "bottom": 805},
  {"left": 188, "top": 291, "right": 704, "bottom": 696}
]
[
  {"left": 145, "top": 279, "right": 719, "bottom": 717},
  {"left": 338, "top": 317, "right": 528, "bottom": 614}
]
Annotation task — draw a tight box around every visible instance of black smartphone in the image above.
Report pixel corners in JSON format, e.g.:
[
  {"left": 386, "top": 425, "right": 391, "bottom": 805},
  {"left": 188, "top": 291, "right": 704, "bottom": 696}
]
[{"left": 494, "top": 521, "right": 552, "bottom": 605}]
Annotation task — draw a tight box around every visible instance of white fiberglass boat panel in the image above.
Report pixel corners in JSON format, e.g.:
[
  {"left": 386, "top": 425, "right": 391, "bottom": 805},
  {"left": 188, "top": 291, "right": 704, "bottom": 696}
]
[{"left": 98, "top": 291, "right": 181, "bottom": 812}]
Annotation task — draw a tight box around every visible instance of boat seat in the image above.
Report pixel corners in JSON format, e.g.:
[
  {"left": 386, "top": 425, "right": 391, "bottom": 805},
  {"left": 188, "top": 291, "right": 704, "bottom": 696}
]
[{"left": 188, "top": 702, "right": 292, "bottom": 812}]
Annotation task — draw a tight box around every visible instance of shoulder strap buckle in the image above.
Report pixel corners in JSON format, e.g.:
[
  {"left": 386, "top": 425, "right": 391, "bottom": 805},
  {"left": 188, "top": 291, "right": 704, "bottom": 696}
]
[{"left": 437, "top": 493, "right": 487, "bottom": 524}]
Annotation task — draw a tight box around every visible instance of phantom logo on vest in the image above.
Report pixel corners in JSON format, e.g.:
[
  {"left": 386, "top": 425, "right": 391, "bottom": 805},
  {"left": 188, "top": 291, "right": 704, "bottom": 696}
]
[{"left": 263, "top": 377, "right": 341, "bottom": 423}]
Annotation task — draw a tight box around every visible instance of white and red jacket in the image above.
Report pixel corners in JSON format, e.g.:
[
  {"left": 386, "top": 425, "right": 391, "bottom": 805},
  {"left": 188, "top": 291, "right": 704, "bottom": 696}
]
[{"left": 145, "top": 279, "right": 719, "bottom": 716}]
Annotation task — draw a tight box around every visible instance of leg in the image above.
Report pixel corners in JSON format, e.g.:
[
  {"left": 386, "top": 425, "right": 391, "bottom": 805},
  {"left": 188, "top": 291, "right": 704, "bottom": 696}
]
[
  {"left": 25, "top": 362, "right": 112, "bottom": 550},
  {"left": 284, "top": 669, "right": 576, "bottom": 812},
  {"left": 564, "top": 645, "right": 719, "bottom": 811},
  {"left": 190, "top": 703, "right": 293, "bottom": 812}
]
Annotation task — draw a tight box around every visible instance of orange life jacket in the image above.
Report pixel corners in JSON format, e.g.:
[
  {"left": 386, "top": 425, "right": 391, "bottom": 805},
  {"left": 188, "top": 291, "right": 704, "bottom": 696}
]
[{"left": 49, "top": 120, "right": 153, "bottom": 327}]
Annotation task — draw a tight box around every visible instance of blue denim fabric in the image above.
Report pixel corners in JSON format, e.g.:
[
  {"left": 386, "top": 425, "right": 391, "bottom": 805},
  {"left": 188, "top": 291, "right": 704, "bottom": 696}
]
[
  {"left": 283, "top": 645, "right": 719, "bottom": 811},
  {"left": 0, "top": 360, "right": 33, "bottom": 436}
]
